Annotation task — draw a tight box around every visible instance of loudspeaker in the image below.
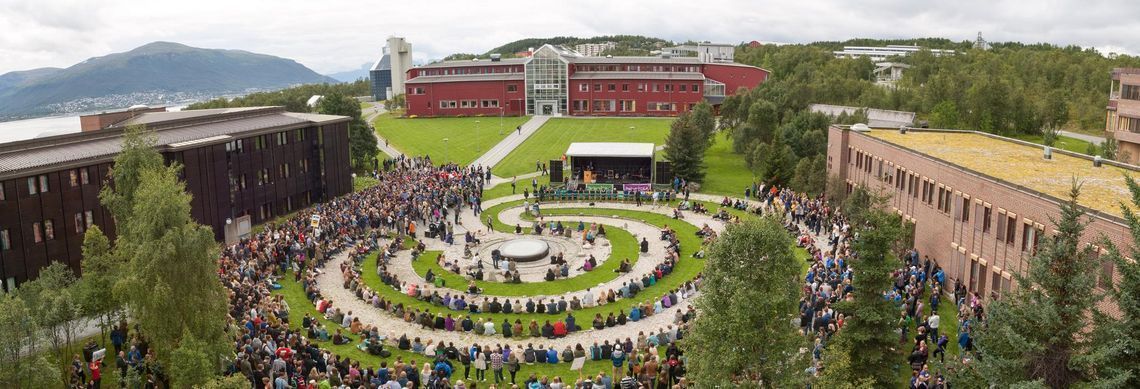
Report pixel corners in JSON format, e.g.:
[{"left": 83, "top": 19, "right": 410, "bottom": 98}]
[
  {"left": 655, "top": 161, "right": 673, "bottom": 184},
  {"left": 549, "top": 159, "right": 563, "bottom": 182}
]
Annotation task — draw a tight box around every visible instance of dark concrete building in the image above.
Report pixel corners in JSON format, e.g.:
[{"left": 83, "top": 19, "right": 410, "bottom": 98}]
[{"left": 0, "top": 106, "right": 351, "bottom": 290}]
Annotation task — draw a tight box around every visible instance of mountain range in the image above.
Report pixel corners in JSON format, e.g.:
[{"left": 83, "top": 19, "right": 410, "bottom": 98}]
[{"left": 0, "top": 41, "right": 338, "bottom": 120}]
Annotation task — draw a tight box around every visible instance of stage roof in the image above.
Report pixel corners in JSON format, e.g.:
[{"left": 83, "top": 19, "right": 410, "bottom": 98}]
[{"left": 565, "top": 142, "right": 655, "bottom": 158}]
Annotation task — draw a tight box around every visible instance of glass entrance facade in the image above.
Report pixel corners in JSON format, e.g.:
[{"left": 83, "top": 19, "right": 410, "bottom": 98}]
[{"left": 525, "top": 46, "right": 569, "bottom": 115}]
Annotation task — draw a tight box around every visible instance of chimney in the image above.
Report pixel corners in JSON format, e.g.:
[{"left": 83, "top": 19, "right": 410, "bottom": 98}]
[
  {"left": 1094, "top": 155, "right": 1103, "bottom": 167},
  {"left": 1043, "top": 146, "right": 1052, "bottom": 160}
]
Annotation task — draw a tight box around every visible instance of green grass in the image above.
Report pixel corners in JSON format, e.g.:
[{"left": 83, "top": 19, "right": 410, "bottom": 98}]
[
  {"left": 699, "top": 132, "right": 756, "bottom": 197},
  {"left": 494, "top": 118, "right": 674, "bottom": 177},
  {"left": 353, "top": 176, "right": 379, "bottom": 192},
  {"left": 412, "top": 226, "right": 638, "bottom": 296},
  {"left": 1011, "top": 134, "right": 1095, "bottom": 155},
  {"left": 360, "top": 206, "right": 706, "bottom": 328},
  {"left": 274, "top": 273, "right": 618, "bottom": 382},
  {"left": 372, "top": 113, "right": 530, "bottom": 166},
  {"left": 360, "top": 101, "right": 373, "bottom": 110},
  {"left": 482, "top": 176, "right": 551, "bottom": 200}
]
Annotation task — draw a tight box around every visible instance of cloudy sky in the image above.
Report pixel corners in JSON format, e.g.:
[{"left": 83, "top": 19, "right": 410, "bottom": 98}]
[{"left": 1, "top": 0, "right": 1137, "bottom": 75}]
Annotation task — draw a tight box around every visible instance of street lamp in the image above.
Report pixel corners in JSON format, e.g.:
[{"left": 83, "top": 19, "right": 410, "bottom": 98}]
[{"left": 443, "top": 138, "right": 449, "bottom": 164}]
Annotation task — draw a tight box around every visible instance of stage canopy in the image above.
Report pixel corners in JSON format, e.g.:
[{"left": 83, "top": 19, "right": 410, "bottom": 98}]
[{"left": 565, "top": 142, "right": 654, "bottom": 158}]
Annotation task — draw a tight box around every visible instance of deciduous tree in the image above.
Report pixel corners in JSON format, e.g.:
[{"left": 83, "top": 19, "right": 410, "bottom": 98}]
[{"left": 687, "top": 217, "right": 807, "bottom": 387}]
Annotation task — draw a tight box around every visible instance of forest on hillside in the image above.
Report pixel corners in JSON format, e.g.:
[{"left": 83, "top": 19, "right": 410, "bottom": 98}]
[{"left": 734, "top": 40, "right": 1140, "bottom": 133}]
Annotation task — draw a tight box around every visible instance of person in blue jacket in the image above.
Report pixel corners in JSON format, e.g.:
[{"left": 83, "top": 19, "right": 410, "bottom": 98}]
[{"left": 546, "top": 347, "right": 559, "bottom": 364}]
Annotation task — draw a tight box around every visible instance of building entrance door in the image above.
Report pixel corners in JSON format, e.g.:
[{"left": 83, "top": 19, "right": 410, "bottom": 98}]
[{"left": 538, "top": 102, "right": 557, "bottom": 115}]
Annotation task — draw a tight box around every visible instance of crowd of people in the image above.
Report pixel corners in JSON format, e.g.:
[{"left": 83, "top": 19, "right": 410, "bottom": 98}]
[{"left": 197, "top": 155, "right": 711, "bottom": 388}]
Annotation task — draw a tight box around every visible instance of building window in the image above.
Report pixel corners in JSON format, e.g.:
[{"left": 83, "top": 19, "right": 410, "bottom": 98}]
[
  {"left": 692, "top": 83, "right": 700, "bottom": 93},
  {"left": 648, "top": 102, "right": 675, "bottom": 112},
  {"left": 74, "top": 213, "right": 84, "bottom": 234},
  {"left": 620, "top": 100, "right": 635, "bottom": 112},
  {"left": 593, "top": 84, "right": 601, "bottom": 92},
  {"left": 0, "top": 185, "right": 5, "bottom": 201},
  {"left": 276, "top": 132, "right": 287, "bottom": 146},
  {"left": 664, "top": 84, "right": 674, "bottom": 92},
  {"left": 258, "top": 169, "right": 270, "bottom": 186},
  {"left": 621, "top": 84, "right": 629, "bottom": 92},
  {"left": 0, "top": 229, "right": 9, "bottom": 250},
  {"left": 573, "top": 100, "right": 589, "bottom": 111},
  {"left": 439, "top": 100, "right": 457, "bottom": 109},
  {"left": 294, "top": 129, "right": 305, "bottom": 143},
  {"left": 579, "top": 84, "right": 588, "bottom": 92},
  {"left": 44, "top": 219, "right": 54, "bottom": 241},
  {"left": 80, "top": 168, "right": 90, "bottom": 185},
  {"left": 481, "top": 100, "right": 499, "bottom": 108},
  {"left": 240, "top": 174, "right": 248, "bottom": 190},
  {"left": 39, "top": 175, "right": 48, "bottom": 193},
  {"left": 84, "top": 211, "right": 93, "bottom": 229},
  {"left": 679, "top": 84, "right": 687, "bottom": 92},
  {"left": 1122, "top": 84, "right": 1140, "bottom": 100},
  {"left": 652, "top": 84, "right": 660, "bottom": 92},
  {"left": 32, "top": 222, "right": 43, "bottom": 243},
  {"left": 281, "top": 163, "right": 290, "bottom": 179},
  {"left": 607, "top": 83, "right": 616, "bottom": 92},
  {"left": 69, "top": 170, "right": 79, "bottom": 187},
  {"left": 1098, "top": 253, "right": 1115, "bottom": 289},
  {"left": 410, "top": 87, "right": 425, "bottom": 95},
  {"left": 254, "top": 136, "right": 265, "bottom": 150},
  {"left": 591, "top": 100, "right": 616, "bottom": 112},
  {"left": 637, "top": 83, "right": 646, "bottom": 92},
  {"left": 1021, "top": 222, "right": 1042, "bottom": 253},
  {"left": 507, "top": 84, "right": 518, "bottom": 93}
]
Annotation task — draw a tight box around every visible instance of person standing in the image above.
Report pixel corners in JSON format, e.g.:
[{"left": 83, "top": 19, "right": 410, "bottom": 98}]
[
  {"left": 517, "top": 125, "right": 522, "bottom": 135},
  {"left": 511, "top": 177, "right": 517, "bottom": 194},
  {"left": 491, "top": 348, "right": 504, "bottom": 383}
]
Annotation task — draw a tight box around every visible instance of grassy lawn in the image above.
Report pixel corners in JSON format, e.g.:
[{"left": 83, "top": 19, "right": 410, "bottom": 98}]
[
  {"left": 274, "top": 273, "right": 619, "bottom": 383},
  {"left": 482, "top": 175, "right": 551, "bottom": 200},
  {"left": 1011, "top": 133, "right": 1095, "bottom": 155},
  {"left": 698, "top": 132, "right": 755, "bottom": 197},
  {"left": 353, "top": 176, "right": 379, "bottom": 192},
  {"left": 359, "top": 206, "right": 706, "bottom": 328},
  {"left": 493, "top": 118, "right": 674, "bottom": 177},
  {"left": 411, "top": 226, "right": 638, "bottom": 296},
  {"left": 372, "top": 113, "right": 530, "bottom": 166},
  {"left": 360, "top": 101, "right": 373, "bottom": 110}
]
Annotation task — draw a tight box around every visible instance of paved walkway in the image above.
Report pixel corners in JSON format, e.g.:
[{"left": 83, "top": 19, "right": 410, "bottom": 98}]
[
  {"left": 471, "top": 116, "right": 551, "bottom": 169},
  {"left": 1059, "top": 130, "right": 1105, "bottom": 145}
]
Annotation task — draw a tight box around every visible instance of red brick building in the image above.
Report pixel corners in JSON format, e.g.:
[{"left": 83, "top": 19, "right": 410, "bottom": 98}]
[
  {"left": 403, "top": 44, "right": 768, "bottom": 117},
  {"left": 1106, "top": 68, "right": 1140, "bottom": 163},
  {"left": 0, "top": 106, "right": 352, "bottom": 290},
  {"left": 828, "top": 125, "right": 1130, "bottom": 307}
]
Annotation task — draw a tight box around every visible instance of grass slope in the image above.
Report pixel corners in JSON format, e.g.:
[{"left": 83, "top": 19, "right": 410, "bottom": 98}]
[
  {"left": 372, "top": 113, "right": 530, "bottom": 166},
  {"left": 493, "top": 118, "right": 673, "bottom": 177},
  {"left": 698, "top": 132, "right": 755, "bottom": 197}
]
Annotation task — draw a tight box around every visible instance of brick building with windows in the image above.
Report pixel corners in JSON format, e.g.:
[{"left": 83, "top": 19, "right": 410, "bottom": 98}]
[
  {"left": 0, "top": 106, "right": 351, "bottom": 290},
  {"left": 403, "top": 44, "right": 768, "bottom": 117},
  {"left": 828, "top": 125, "right": 1131, "bottom": 310},
  {"left": 1106, "top": 68, "right": 1140, "bottom": 163}
]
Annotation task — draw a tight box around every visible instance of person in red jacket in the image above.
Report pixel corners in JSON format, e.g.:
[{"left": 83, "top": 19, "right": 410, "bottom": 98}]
[
  {"left": 88, "top": 359, "right": 101, "bottom": 389},
  {"left": 553, "top": 320, "right": 567, "bottom": 337}
]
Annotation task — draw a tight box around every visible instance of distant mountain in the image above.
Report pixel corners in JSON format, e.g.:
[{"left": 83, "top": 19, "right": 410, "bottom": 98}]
[
  {"left": 0, "top": 41, "right": 338, "bottom": 120},
  {"left": 326, "top": 63, "right": 371, "bottom": 83}
]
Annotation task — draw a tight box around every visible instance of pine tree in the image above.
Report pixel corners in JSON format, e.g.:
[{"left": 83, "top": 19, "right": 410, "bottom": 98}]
[
  {"left": 952, "top": 183, "right": 1105, "bottom": 387},
  {"left": 687, "top": 217, "right": 807, "bottom": 387},
  {"left": 818, "top": 202, "right": 903, "bottom": 387},
  {"left": 690, "top": 101, "right": 717, "bottom": 148},
  {"left": 664, "top": 113, "right": 707, "bottom": 182},
  {"left": 1089, "top": 176, "right": 1140, "bottom": 386}
]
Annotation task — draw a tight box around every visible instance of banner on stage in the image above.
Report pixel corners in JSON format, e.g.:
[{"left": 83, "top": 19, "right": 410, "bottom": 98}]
[
  {"left": 585, "top": 183, "right": 614, "bottom": 191},
  {"left": 622, "top": 183, "right": 651, "bottom": 192}
]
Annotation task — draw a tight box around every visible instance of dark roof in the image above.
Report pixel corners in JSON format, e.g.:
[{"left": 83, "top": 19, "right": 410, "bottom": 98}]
[
  {"left": 569, "top": 72, "right": 706, "bottom": 81},
  {"left": 405, "top": 73, "right": 525, "bottom": 84},
  {"left": 0, "top": 106, "right": 349, "bottom": 180}
]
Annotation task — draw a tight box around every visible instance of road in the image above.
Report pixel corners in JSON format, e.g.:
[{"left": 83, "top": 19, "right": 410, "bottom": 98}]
[{"left": 1059, "top": 130, "right": 1105, "bottom": 145}]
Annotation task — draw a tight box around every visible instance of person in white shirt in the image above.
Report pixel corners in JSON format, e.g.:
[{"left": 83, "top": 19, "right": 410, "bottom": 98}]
[
  {"left": 582, "top": 289, "right": 596, "bottom": 307},
  {"left": 928, "top": 312, "right": 940, "bottom": 340},
  {"left": 484, "top": 320, "right": 496, "bottom": 335}
]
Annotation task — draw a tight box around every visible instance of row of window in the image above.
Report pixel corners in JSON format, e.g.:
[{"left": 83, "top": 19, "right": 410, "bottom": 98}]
[
  {"left": 14, "top": 168, "right": 95, "bottom": 199},
  {"left": 0, "top": 211, "right": 94, "bottom": 250},
  {"left": 226, "top": 130, "right": 306, "bottom": 154},
  {"left": 438, "top": 100, "right": 501, "bottom": 109},
  {"left": 416, "top": 66, "right": 524, "bottom": 77},
  {"left": 574, "top": 65, "right": 701, "bottom": 73},
  {"left": 576, "top": 82, "right": 701, "bottom": 93},
  {"left": 850, "top": 147, "right": 1117, "bottom": 289},
  {"left": 1121, "top": 84, "right": 1140, "bottom": 101}
]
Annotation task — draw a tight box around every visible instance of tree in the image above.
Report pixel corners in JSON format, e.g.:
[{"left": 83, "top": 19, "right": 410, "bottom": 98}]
[
  {"left": 736, "top": 99, "right": 779, "bottom": 152},
  {"left": 100, "top": 125, "right": 165, "bottom": 224},
  {"left": 929, "top": 100, "right": 960, "bottom": 128},
  {"left": 1101, "top": 138, "right": 1119, "bottom": 161},
  {"left": 749, "top": 136, "right": 795, "bottom": 188},
  {"left": 690, "top": 101, "right": 717, "bottom": 148},
  {"left": 0, "top": 294, "right": 62, "bottom": 388},
  {"left": 791, "top": 155, "right": 827, "bottom": 195},
  {"left": 383, "top": 93, "right": 406, "bottom": 111},
  {"left": 817, "top": 192, "right": 903, "bottom": 387},
  {"left": 106, "top": 129, "right": 230, "bottom": 384},
  {"left": 952, "top": 183, "right": 1108, "bottom": 388},
  {"left": 665, "top": 113, "right": 708, "bottom": 182},
  {"left": 319, "top": 92, "right": 379, "bottom": 172},
  {"left": 1087, "top": 176, "right": 1140, "bottom": 387},
  {"left": 687, "top": 217, "right": 807, "bottom": 387},
  {"left": 77, "top": 225, "right": 124, "bottom": 349}
]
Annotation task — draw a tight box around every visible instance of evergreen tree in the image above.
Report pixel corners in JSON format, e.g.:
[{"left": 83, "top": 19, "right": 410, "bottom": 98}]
[
  {"left": 1089, "top": 176, "right": 1140, "bottom": 386},
  {"left": 664, "top": 113, "right": 707, "bottom": 182},
  {"left": 735, "top": 99, "right": 779, "bottom": 152},
  {"left": 818, "top": 197, "right": 903, "bottom": 387},
  {"left": 687, "top": 217, "right": 807, "bottom": 387},
  {"left": 952, "top": 183, "right": 1106, "bottom": 387},
  {"left": 749, "top": 135, "right": 795, "bottom": 188},
  {"left": 106, "top": 129, "right": 230, "bottom": 384},
  {"left": 791, "top": 155, "right": 827, "bottom": 195},
  {"left": 929, "top": 100, "right": 960, "bottom": 128}
]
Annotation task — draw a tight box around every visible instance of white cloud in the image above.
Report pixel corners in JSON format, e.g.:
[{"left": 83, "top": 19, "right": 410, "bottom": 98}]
[{"left": 1, "top": 0, "right": 1138, "bottom": 75}]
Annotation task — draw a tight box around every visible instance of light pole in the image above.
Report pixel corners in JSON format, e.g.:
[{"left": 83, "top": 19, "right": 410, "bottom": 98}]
[{"left": 443, "top": 138, "right": 449, "bottom": 164}]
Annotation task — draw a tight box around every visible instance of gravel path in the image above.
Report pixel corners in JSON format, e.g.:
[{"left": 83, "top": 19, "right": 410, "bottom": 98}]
[{"left": 313, "top": 201, "right": 721, "bottom": 349}]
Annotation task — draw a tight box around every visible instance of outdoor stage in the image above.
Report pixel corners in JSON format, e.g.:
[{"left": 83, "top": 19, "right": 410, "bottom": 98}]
[{"left": 564, "top": 142, "right": 655, "bottom": 191}]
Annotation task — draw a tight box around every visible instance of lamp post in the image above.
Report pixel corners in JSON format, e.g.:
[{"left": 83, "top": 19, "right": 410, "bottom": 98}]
[{"left": 443, "top": 138, "right": 449, "bottom": 163}]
